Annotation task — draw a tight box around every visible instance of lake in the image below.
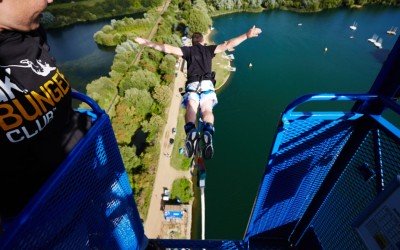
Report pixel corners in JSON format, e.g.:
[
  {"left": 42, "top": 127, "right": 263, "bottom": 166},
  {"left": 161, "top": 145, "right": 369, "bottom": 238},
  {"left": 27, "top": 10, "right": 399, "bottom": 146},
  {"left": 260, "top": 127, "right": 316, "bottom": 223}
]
[
  {"left": 45, "top": 6, "right": 400, "bottom": 240},
  {"left": 205, "top": 6, "right": 400, "bottom": 239}
]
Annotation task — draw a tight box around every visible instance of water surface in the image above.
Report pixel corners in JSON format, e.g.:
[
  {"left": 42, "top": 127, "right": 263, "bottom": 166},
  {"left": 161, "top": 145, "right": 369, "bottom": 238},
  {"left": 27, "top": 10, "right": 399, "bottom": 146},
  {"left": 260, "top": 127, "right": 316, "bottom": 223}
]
[{"left": 205, "top": 6, "right": 400, "bottom": 239}]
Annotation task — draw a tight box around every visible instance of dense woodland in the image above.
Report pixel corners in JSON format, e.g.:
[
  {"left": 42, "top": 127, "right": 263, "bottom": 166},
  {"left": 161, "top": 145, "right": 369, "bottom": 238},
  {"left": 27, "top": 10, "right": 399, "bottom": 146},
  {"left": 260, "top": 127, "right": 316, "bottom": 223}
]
[{"left": 43, "top": 0, "right": 399, "bottom": 219}]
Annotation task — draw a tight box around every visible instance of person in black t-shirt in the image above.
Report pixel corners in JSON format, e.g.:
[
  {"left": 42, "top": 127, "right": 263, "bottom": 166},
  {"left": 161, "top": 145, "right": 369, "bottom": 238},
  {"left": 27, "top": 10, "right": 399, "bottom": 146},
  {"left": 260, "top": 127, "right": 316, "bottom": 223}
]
[
  {"left": 135, "top": 26, "right": 262, "bottom": 159},
  {"left": 0, "top": 0, "right": 92, "bottom": 223}
]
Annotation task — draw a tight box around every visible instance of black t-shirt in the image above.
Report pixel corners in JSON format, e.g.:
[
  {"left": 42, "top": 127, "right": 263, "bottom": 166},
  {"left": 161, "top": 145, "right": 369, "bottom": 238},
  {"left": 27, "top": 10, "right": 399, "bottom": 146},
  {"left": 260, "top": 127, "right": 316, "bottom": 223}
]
[
  {"left": 0, "top": 27, "right": 91, "bottom": 218},
  {"left": 181, "top": 44, "right": 217, "bottom": 80}
]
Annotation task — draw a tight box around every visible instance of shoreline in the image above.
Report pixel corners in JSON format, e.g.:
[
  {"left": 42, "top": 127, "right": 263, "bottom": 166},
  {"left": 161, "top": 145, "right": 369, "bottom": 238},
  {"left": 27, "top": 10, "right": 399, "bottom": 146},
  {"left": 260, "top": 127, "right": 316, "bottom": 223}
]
[{"left": 204, "top": 29, "right": 233, "bottom": 91}]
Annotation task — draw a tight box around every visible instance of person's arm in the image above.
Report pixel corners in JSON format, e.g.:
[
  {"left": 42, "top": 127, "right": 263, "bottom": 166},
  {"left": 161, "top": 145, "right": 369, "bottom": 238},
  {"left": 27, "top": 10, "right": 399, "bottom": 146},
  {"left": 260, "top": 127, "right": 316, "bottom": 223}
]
[
  {"left": 214, "top": 25, "right": 262, "bottom": 54},
  {"left": 134, "top": 37, "right": 183, "bottom": 57}
]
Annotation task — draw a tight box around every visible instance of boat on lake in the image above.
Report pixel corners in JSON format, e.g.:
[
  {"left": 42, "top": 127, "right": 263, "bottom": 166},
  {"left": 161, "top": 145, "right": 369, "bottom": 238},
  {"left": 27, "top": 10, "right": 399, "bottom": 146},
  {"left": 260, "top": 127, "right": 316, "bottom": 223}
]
[
  {"left": 368, "top": 34, "right": 378, "bottom": 43},
  {"left": 350, "top": 21, "right": 357, "bottom": 30},
  {"left": 374, "top": 38, "right": 383, "bottom": 49},
  {"left": 387, "top": 27, "right": 397, "bottom": 35}
]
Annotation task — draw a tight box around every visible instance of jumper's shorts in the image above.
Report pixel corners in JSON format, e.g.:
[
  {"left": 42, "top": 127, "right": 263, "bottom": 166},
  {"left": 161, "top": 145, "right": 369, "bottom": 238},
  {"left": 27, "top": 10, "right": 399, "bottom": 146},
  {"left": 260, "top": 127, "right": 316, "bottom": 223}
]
[{"left": 181, "top": 80, "right": 218, "bottom": 109}]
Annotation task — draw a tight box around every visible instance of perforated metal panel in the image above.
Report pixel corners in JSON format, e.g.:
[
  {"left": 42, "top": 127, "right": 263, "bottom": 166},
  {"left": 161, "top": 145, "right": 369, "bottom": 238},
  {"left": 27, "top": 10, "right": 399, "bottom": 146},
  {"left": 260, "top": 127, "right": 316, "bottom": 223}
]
[
  {"left": 308, "top": 131, "right": 376, "bottom": 250},
  {"left": 308, "top": 127, "right": 400, "bottom": 250},
  {"left": 0, "top": 113, "right": 146, "bottom": 250},
  {"left": 379, "top": 130, "right": 400, "bottom": 185},
  {"left": 245, "top": 117, "right": 353, "bottom": 239}
]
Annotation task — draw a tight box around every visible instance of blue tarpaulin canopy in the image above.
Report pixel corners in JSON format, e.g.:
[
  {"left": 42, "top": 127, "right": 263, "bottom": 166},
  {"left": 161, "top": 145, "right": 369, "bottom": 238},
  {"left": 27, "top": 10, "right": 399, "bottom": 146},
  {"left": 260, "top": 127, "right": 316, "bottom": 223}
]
[{"left": 164, "top": 211, "right": 183, "bottom": 219}]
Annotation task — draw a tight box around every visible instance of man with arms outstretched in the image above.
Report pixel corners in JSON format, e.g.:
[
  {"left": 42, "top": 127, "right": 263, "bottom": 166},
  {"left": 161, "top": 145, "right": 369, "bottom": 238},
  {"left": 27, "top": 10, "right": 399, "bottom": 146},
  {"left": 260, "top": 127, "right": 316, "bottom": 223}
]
[{"left": 135, "top": 25, "right": 262, "bottom": 159}]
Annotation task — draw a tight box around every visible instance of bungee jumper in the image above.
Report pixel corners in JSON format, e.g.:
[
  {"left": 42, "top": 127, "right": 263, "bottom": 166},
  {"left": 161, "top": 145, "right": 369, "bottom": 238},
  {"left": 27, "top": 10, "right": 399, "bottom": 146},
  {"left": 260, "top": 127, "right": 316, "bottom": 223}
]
[{"left": 135, "top": 25, "right": 262, "bottom": 159}]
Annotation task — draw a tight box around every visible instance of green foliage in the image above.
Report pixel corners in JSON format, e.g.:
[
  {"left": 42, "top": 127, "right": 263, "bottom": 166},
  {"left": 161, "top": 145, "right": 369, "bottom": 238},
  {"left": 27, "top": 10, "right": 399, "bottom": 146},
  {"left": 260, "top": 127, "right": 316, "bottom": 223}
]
[
  {"left": 186, "top": 8, "right": 212, "bottom": 33},
  {"left": 82, "top": 0, "right": 193, "bottom": 220},
  {"left": 114, "top": 40, "right": 139, "bottom": 63},
  {"left": 94, "top": 17, "right": 154, "bottom": 46},
  {"left": 119, "top": 69, "right": 160, "bottom": 95},
  {"left": 94, "top": 31, "right": 117, "bottom": 46},
  {"left": 44, "top": 0, "right": 146, "bottom": 29},
  {"left": 320, "top": 0, "right": 341, "bottom": 9},
  {"left": 111, "top": 60, "right": 130, "bottom": 74},
  {"left": 119, "top": 145, "right": 142, "bottom": 174},
  {"left": 343, "top": 0, "right": 355, "bottom": 6},
  {"left": 125, "top": 88, "right": 154, "bottom": 117},
  {"left": 141, "top": 114, "right": 165, "bottom": 143},
  {"left": 112, "top": 97, "right": 142, "bottom": 144},
  {"left": 141, "top": 0, "right": 163, "bottom": 7},
  {"left": 159, "top": 55, "right": 177, "bottom": 75},
  {"left": 86, "top": 76, "right": 118, "bottom": 111},
  {"left": 171, "top": 178, "right": 193, "bottom": 203},
  {"left": 179, "top": 0, "right": 193, "bottom": 11},
  {"left": 162, "top": 73, "right": 175, "bottom": 85},
  {"left": 154, "top": 34, "right": 182, "bottom": 47},
  {"left": 145, "top": 49, "right": 165, "bottom": 64},
  {"left": 152, "top": 84, "right": 172, "bottom": 108},
  {"left": 170, "top": 110, "right": 192, "bottom": 171},
  {"left": 141, "top": 143, "right": 160, "bottom": 173},
  {"left": 139, "top": 56, "right": 160, "bottom": 72}
]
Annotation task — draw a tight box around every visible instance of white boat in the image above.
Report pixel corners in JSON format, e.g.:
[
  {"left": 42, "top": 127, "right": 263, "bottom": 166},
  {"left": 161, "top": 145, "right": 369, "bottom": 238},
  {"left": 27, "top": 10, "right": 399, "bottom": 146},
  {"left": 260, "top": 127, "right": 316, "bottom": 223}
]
[
  {"left": 249, "top": 63, "right": 253, "bottom": 67},
  {"left": 387, "top": 27, "right": 397, "bottom": 35},
  {"left": 368, "top": 34, "right": 378, "bottom": 43},
  {"left": 298, "top": 23, "right": 302, "bottom": 26},
  {"left": 374, "top": 38, "right": 383, "bottom": 49},
  {"left": 350, "top": 22, "right": 357, "bottom": 30},
  {"left": 228, "top": 67, "right": 236, "bottom": 72}
]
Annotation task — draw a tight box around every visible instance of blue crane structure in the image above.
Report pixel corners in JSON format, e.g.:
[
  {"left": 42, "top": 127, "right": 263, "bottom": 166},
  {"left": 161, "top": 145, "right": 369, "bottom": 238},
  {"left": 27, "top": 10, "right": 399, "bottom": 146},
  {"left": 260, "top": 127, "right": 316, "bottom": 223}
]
[{"left": 1, "top": 36, "right": 400, "bottom": 249}]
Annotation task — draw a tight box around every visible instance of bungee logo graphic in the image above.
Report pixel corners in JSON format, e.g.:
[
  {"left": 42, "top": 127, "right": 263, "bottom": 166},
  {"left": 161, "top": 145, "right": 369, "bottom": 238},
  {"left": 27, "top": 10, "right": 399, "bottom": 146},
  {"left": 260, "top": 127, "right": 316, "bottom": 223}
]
[
  {"left": 0, "top": 59, "right": 56, "bottom": 77},
  {"left": 0, "top": 68, "right": 70, "bottom": 143}
]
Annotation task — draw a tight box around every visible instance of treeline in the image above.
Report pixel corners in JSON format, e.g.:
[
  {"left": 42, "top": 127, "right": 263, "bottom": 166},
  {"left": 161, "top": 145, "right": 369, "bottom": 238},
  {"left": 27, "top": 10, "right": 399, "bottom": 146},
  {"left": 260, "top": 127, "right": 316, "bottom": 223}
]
[
  {"left": 204, "top": 0, "right": 399, "bottom": 13},
  {"left": 86, "top": 0, "right": 210, "bottom": 218},
  {"left": 41, "top": 0, "right": 163, "bottom": 29}
]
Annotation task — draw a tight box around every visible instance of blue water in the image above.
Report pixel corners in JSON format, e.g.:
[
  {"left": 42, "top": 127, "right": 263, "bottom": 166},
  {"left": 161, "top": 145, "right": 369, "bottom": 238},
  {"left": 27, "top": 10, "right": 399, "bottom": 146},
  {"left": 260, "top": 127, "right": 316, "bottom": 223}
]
[
  {"left": 46, "top": 21, "right": 116, "bottom": 93},
  {"left": 205, "top": 7, "right": 400, "bottom": 239}
]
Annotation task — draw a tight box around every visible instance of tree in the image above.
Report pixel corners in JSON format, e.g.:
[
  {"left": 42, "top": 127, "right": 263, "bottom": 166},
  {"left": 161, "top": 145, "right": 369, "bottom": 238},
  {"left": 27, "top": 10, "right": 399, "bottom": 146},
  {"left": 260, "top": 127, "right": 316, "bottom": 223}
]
[
  {"left": 119, "top": 145, "right": 142, "bottom": 174},
  {"left": 249, "top": 0, "right": 262, "bottom": 7},
  {"left": 124, "top": 88, "right": 154, "bottom": 118},
  {"left": 159, "top": 54, "right": 177, "bottom": 75},
  {"left": 86, "top": 77, "right": 118, "bottom": 111},
  {"left": 152, "top": 84, "right": 172, "bottom": 108},
  {"left": 141, "top": 0, "right": 162, "bottom": 7},
  {"left": 171, "top": 178, "right": 193, "bottom": 203},
  {"left": 186, "top": 8, "right": 212, "bottom": 34},
  {"left": 112, "top": 98, "right": 141, "bottom": 144},
  {"left": 119, "top": 69, "right": 160, "bottom": 95},
  {"left": 141, "top": 115, "right": 165, "bottom": 143}
]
